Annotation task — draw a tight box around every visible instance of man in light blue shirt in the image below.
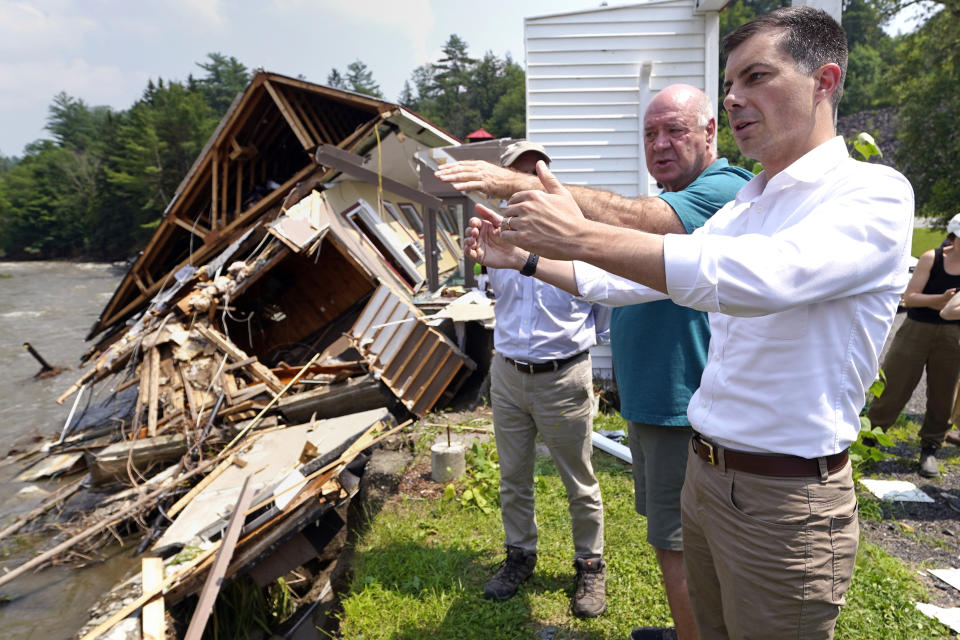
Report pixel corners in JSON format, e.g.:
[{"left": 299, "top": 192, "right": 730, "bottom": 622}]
[{"left": 482, "top": 141, "right": 607, "bottom": 619}]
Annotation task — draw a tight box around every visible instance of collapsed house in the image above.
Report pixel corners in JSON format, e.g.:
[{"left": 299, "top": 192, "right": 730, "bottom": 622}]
[{"left": 0, "top": 72, "right": 513, "bottom": 639}]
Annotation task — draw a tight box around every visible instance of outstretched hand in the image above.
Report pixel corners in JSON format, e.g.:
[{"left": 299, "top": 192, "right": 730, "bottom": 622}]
[
  {"left": 434, "top": 160, "right": 532, "bottom": 199},
  {"left": 464, "top": 205, "right": 528, "bottom": 270},
  {"left": 498, "top": 161, "right": 591, "bottom": 261}
]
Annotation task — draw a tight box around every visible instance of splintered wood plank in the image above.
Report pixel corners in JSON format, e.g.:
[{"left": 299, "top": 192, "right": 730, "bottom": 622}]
[
  {"left": 183, "top": 475, "right": 254, "bottom": 640},
  {"left": 141, "top": 557, "right": 165, "bottom": 640},
  {"left": 147, "top": 347, "right": 161, "bottom": 437},
  {"left": 193, "top": 325, "right": 284, "bottom": 394},
  {"left": 179, "top": 363, "right": 198, "bottom": 423}
]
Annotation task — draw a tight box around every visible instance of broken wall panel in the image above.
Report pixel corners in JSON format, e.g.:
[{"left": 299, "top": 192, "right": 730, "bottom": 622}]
[{"left": 348, "top": 284, "right": 475, "bottom": 417}]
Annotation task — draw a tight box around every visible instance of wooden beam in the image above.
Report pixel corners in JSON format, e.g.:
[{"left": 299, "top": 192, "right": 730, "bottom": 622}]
[
  {"left": 183, "top": 475, "right": 254, "bottom": 640},
  {"left": 423, "top": 206, "right": 439, "bottom": 291},
  {"left": 193, "top": 325, "right": 284, "bottom": 394},
  {"left": 146, "top": 347, "right": 161, "bottom": 437},
  {"left": 287, "top": 91, "right": 323, "bottom": 148},
  {"left": 221, "top": 155, "right": 229, "bottom": 228},
  {"left": 297, "top": 93, "right": 333, "bottom": 144},
  {"left": 314, "top": 143, "right": 441, "bottom": 210},
  {"left": 211, "top": 148, "right": 220, "bottom": 231},
  {"left": 170, "top": 215, "right": 211, "bottom": 238},
  {"left": 263, "top": 80, "right": 313, "bottom": 150},
  {"left": 141, "top": 557, "right": 165, "bottom": 640},
  {"left": 235, "top": 160, "right": 243, "bottom": 217},
  {"left": 133, "top": 272, "right": 149, "bottom": 295}
]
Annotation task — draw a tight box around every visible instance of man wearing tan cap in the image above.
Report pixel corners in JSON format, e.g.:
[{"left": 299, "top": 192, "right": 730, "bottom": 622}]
[{"left": 481, "top": 140, "right": 608, "bottom": 618}]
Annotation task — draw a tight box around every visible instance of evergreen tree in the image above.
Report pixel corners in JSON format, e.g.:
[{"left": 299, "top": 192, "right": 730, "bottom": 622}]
[
  {"left": 345, "top": 60, "right": 383, "bottom": 97},
  {"left": 326, "top": 68, "right": 347, "bottom": 90},
  {"left": 196, "top": 53, "right": 250, "bottom": 114}
]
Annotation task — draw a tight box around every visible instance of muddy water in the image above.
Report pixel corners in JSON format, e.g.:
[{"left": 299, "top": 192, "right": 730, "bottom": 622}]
[{"left": 0, "top": 261, "right": 138, "bottom": 639}]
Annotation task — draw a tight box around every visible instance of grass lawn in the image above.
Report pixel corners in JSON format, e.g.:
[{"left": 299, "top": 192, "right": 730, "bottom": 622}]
[
  {"left": 914, "top": 227, "right": 946, "bottom": 258},
  {"left": 335, "top": 413, "right": 951, "bottom": 639}
]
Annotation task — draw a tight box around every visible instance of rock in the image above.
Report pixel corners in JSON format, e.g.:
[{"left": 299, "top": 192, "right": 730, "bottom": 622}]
[{"left": 357, "top": 448, "right": 413, "bottom": 513}]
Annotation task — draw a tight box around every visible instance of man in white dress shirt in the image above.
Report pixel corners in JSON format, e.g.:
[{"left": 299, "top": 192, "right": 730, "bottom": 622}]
[
  {"left": 464, "top": 8, "right": 914, "bottom": 639},
  {"left": 481, "top": 141, "right": 608, "bottom": 619}
]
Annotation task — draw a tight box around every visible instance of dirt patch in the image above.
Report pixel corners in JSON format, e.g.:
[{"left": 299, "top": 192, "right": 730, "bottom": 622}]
[
  {"left": 398, "top": 459, "right": 447, "bottom": 500},
  {"left": 858, "top": 435, "right": 960, "bottom": 608}
]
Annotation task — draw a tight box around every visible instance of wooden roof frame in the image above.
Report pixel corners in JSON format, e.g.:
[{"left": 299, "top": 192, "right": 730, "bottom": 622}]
[{"left": 89, "top": 72, "right": 458, "bottom": 341}]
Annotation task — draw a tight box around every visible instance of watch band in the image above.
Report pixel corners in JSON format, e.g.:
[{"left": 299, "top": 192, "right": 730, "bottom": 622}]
[{"left": 520, "top": 252, "right": 539, "bottom": 276}]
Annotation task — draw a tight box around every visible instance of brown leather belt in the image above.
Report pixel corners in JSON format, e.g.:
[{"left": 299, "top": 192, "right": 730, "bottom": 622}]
[
  {"left": 691, "top": 433, "right": 849, "bottom": 477},
  {"left": 503, "top": 351, "right": 587, "bottom": 374}
]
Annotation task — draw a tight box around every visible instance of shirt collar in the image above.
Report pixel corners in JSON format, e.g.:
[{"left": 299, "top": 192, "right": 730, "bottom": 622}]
[{"left": 734, "top": 136, "right": 848, "bottom": 203}]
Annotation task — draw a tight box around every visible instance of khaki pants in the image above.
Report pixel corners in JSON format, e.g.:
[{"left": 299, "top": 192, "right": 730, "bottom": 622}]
[
  {"left": 490, "top": 353, "right": 603, "bottom": 557},
  {"left": 681, "top": 450, "right": 858, "bottom": 639},
  {"left": 867, "top": 318, "right": 960, "bottom": 448}
]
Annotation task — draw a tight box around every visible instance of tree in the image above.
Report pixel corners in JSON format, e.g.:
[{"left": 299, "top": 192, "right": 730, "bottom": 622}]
[
  {"left": 893, "top": 7, "right": 960, "bottom": 217},
  {"left": 196, "top": 53, "right": 250, "bottom": 114},
  {"left": 397, "top": 80, "right": 415, "bottom": 107},
  {"left": 326, "top": 68, "right": 347, "bottom": 90},
  {"left": 483, "top": 55, "right": 526, "bottom": 139},
  {"left": 345, "top": 60, "right": 383, "bottom": 97}
]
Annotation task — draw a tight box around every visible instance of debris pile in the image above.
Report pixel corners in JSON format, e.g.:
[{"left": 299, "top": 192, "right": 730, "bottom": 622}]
[{"left": 0, "top": 72, "right": 497, "bottom": 639}]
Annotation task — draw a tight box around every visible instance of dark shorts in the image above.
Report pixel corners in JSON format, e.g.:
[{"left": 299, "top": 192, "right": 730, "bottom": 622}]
[{"left": 627, "top": 421, "right": 692, "bottom": 551}]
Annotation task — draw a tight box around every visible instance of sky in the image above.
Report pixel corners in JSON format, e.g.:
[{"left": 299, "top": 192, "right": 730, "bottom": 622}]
[{"left": 0, "top": 0, "right": 932, "bottom": 158}]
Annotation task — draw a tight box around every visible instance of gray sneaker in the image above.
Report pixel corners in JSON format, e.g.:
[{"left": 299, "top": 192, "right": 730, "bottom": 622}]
[
  {"left": 484, "top": 546, "right": 536, "bottom": 601},
  {"left": 919, "top": 446, "right": 940, "bottom": 478},
  {"left": 571, "top": 556, "right": 606, "bottom": 618}
]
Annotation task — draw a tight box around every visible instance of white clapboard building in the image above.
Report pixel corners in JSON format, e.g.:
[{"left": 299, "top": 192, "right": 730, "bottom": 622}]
[{"left": 524, "top": 0, "right": 728, "bottom": 198}]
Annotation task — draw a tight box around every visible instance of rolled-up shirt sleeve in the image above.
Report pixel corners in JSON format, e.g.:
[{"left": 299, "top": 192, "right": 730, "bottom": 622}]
[{"left": 574, "top": 261, "right": 669, "bottom": 306}]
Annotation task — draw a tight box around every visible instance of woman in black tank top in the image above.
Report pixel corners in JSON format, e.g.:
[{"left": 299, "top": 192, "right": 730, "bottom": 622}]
[{"left": 866, "top": 220, "right": 960, "bottom": 478}]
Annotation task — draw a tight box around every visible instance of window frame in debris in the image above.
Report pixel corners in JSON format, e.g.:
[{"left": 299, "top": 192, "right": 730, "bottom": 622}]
[
  {"left": 394, "top": 201, "right": 424, "bottom": 235},
  {"left": 340, "top": 199, "right": 425, "bottom": 289}
]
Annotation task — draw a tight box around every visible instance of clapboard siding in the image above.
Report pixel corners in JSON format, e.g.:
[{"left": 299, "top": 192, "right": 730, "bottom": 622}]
[{"left": 525, "top": 0, "right": 719, "bottom": 198}]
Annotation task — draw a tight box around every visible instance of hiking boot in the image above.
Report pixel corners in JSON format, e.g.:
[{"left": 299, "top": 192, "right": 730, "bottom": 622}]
[
  {"left": 484, "top": 546, "right": 536, "bottom": 601},
  {"left": 919, "top": 446, "right": 940, "bottom": 478},
  {"left": 630, "top": 628, "right": 678, "bottom": 640},
  {"left": 571, "top": 556, "right": 606, "bottom": 618}
]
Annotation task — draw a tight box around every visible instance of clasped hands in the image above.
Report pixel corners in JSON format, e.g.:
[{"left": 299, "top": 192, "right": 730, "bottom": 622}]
[{"left": 462, "top": 160, "right": 589, "bottom": 270}]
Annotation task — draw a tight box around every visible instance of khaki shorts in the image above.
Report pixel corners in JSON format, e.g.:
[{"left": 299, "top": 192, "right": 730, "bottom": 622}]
[{"left": 627, "top": 421, "right": 692, "bottom": 551}]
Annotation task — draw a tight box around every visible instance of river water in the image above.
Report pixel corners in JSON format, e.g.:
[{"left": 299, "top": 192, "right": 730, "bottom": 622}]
[{"left": 0, "top": 261, "right": 137, "bottom": 640}]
